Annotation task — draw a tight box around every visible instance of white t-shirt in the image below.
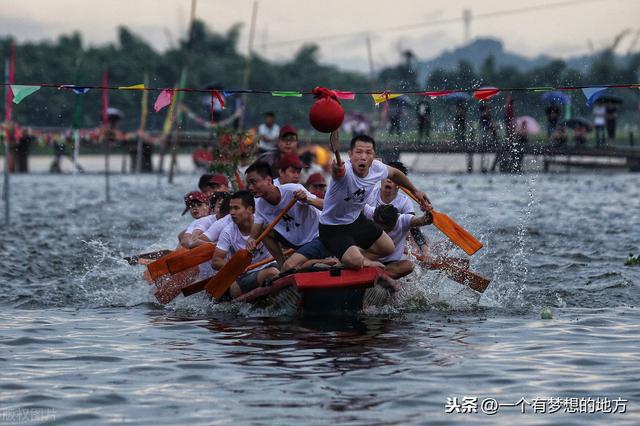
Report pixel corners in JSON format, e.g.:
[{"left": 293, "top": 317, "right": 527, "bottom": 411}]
[
  {"left": 273, "top": 177, "right": 281, "bottom": 186},
  {"left": 254, "top": 183, "right": 319, "bottom": 247},
  {"left": 320, "top": 159, "right": 389, "bottom": 226},
  {"left": 366, "top": 186, "right": 415, "bottom": 214},
  {"left": 363, "top": 204, "right": 413, "bottom": 263},
  {"left": 258, "top": 123, "right": 280, "bottom": 151},
  {"left": 203, "top": 215, "right": 233, "bottom": 243},
  {"left": 216, "top": 218, "right": 272, "bottom": 271},
  {"left": 185, "top": 215, "right": 216, "bottom": 234}
]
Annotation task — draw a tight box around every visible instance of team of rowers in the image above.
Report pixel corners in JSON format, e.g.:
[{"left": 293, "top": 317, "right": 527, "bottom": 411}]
[{"left": 175, "top": 127, "right": 433, "bottom": 300}]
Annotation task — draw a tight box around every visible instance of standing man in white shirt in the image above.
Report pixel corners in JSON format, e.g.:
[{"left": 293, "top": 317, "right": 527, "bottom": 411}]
[
  {"left": 319, "top": 134, "right": 432, "bottom": 270},
  {"left": 257, "top": 112, "right": 280, "bottom": 153}
]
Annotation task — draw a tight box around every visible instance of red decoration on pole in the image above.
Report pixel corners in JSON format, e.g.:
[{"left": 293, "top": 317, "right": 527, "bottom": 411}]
[
  {"left": 101, "top": 70, "right": 109, "bottom": 126},
  {"left": 4, "top": 41, "right": 16, "bottom": 122},
  {"left": 309, "top": 86, "right": 345, "bottom": 133},
  {"left": 209, "top": 90, "right": 225, "bottom": 127}
]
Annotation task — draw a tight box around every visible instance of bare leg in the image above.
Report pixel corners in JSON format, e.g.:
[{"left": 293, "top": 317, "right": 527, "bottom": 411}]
[{"left": 384, "top": 260, "right": 414, "bottom": 279}]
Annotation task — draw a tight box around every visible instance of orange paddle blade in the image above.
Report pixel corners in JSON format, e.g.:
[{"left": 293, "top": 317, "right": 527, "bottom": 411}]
[
  {"left": 205, "top": 250, "right": 253, "bottom": 299},
  {"left": 431, "top": 211, "right": 483, "bottom": 256},
  {"left": 430, "top": 260, "right": 490, "bottom": 293},
  {"left": 166, "top": 244, "right": 216, "bottom": 275},
  {"left": 147, "top": 247, "right": 188, "bottom": 280},
  {"left": 153, "top": 267, "right": 198, "bottom": 304},
  {"left": 181, "top": 249, "right": 293, "bottom": 298}
]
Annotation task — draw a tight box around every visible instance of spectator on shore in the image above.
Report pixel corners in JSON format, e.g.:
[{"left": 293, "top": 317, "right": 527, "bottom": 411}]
[
  {"left": 605, "top": 102, "right": 618, "bottom": 144},
  {"left": 453, "top": 101, "right": 467, "bottom": 148},
  {"left": 545, "top": 103, "right": 561, "bottom": 137},
  {"left": 478, "top": 103, "right": 498, "bottom": 173},
  {"left": 192, "top": 144, "right": 213, "bottom": 170},
  {"left": 16, "top": 127, "right": 34, "bottom": 173},
  {"left": 416, "top": 98, "right": 431, "bottom": 143},
  {"left": 257, "top": 112, "right": 280, "bottom": 153},
  {"left": 593, "top": 103, "right": 606, "bottom": 147}
]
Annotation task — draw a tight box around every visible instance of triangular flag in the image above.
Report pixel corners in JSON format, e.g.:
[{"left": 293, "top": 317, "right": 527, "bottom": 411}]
[
  {"left": 582, "top": 87, "right": 607, "bottom": 107},
  {"left": 421, "top": 90, "right": 455, "bottom": 99},
  {"left": 332, "top": 90, "right": 355, "bottom": 100},
  {"left": 119, "top": 84, "right": 145, "bottom": 90},
  {"left": 473, "top": 87, "right": 500, "bottom": 101},
  {"left": 10, "top": 85, "right": 40, "bottom": 104},
  {"left": 271, "top": 91, "right": 302, "bottom": 97},
  {"left": 154, "top": 89, "right": 173, "bottom": 112},
  {"left": 59, "top": 84, "right": 91, "bottom": 94},
  {"left": 371, "top": 92, "right": 402, "bottom": 105}
]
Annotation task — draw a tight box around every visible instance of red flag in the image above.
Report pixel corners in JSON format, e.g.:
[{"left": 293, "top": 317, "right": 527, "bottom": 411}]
[
  {"left": 101, "top": 70, "right": 109, "bottom": 126},
  {"left": 4, "top": 41, "right": 16, "bottom": 122}
]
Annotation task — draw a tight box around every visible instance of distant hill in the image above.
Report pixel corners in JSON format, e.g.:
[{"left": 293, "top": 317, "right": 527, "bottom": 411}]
[{"left": 414, "top": 37, "right": 626, "bottom": 83}]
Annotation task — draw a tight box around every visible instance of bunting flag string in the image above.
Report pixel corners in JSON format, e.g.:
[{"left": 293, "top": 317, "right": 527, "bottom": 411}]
[{"left": 2, "top": 81, "right": 639, "bottom": 112}]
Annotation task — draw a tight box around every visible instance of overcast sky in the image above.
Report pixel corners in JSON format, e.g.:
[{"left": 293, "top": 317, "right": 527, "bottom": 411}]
[{"left": 1, "top": 0, "right": 639, "bottom": 71}]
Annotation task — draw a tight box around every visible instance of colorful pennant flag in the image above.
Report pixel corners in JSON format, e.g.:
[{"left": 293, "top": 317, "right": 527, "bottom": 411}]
[
  {"left": 473, "top": 87, "right": 500, "bottom": 101},
  {"left": 371, "top": 92, "right": 402, "bottom": 105},
  {"left": 154, "top": 89, "right": 173, "bottom": 112},
  {"left": 422, "top": 90, "right": 455, "bottom": 99},
  {"left": 272, "top": 91, "right": 303, "bottom": 97},
  {"left": 582, "top": 87, "right": 607, "bottom": 107},
  {"left": 119, "top": 84, "right": 145, "bottom": 90},
  {"left": 332, "top": 90, "right": 355, "bottom": 100},
  {"left": 10, "top": 85, "right": 40, "bottom": 104}
]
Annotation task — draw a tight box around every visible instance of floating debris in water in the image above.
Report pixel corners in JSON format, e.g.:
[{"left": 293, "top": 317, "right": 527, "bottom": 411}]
[
  {"left": 624, "top": 253, "right": 640, "bottom": 266},
  {"left": 540, "top": 307, "right": 553, "bottom": 320}
]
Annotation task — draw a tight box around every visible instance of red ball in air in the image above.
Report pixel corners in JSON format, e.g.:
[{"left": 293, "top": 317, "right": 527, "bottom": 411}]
[{"left": 309, "top": 97, "right": 344, "bottom": 133}]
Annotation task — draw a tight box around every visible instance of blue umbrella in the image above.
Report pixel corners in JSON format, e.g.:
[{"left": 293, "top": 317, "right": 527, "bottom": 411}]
[{"left": 541, "top": 91, "right": 570, "bottom": 104}]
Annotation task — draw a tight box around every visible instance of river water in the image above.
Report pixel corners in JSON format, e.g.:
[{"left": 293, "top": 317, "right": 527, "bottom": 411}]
[{"left": 1, "top": 172, "right": 638, "bottom": 425}]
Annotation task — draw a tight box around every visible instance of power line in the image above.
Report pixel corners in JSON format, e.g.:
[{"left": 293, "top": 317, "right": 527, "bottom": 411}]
[{"left": 259, "top": 0, "right": 617, "bottom": 50}]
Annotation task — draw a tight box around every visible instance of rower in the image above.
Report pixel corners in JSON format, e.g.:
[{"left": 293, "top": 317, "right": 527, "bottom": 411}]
[
  {"left": 188, "top": 192, "right": 231, "bottom": 248},
  {"left": 179, "top": 192, "right": 217, "bottom": 249},
  {"left": 210, "top": 191, "right": 279, "bottom": 299},
  {"left": 367, "top": 161, "right": 432, "bottom": 263},
  {"left": 245, "top": 161, "right": 330, "bottom": 271},
  {"left": 364, "top": 204, "right": 432, "bottom": 279},
  {"left": 275, "top": 152, "right": 304, "bottom": 185},
  {"left": 305, "top": 173, "right": 326, "bottom": 199},
  {"left": 318, "top": 134, "right": 432, "bottom": 270},
  {"left": 198, "top": 173, "right": 230, "bottom": 196}
]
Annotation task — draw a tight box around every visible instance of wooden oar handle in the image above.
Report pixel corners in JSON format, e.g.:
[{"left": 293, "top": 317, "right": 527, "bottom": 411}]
[
  {"left": 255, "top": 197, "right": 298, "bottom": 245},
  {"left": 330, "top": 130, "right": 342, "bottom": 166}
]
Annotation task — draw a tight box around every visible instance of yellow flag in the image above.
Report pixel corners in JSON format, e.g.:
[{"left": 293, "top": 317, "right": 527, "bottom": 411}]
[
  {"left": 371, "top": 92, "right": 402, "bottom": 105},
  {"left": 119, "top": 84, "right": 145, "bottom": 90}
]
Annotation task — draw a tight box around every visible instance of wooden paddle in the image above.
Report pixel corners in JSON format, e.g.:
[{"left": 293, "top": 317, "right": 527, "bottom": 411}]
[
  {"left": 124, "top": 249, "right": 172, "bottom": 265},
  {"left": 180, "top": 248, "right": 294, "bottom": 298},
  {"left": 400, "top": 186, "right": 483, "bottom": 256},
  {"left": 430, "top": 260, "right": 491, "bottom": 293},
  {"left": 165, "top": 243, "right": 216, "bottom": 275},
  {"left": 147, "top": 247, "right": 189, "bottom": 280},
  {"left": 204, "top": 198, "right": 298, "bottom": 299}
]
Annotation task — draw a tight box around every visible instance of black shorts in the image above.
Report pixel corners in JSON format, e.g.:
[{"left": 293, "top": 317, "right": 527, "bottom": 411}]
[{"left": 319, "top": 212, "right": 383, "bottom": 259}]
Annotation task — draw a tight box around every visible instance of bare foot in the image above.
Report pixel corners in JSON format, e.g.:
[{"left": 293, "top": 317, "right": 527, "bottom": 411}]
[
  {"left": 375, "top": 273, "right": 400, "bottom": 292},
  {"left": 363, "top": 258, "right": 385, "bottom": 269}
]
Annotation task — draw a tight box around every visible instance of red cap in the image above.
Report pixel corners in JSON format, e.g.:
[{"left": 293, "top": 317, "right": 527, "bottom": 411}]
[
  {"left": 279, "top": 152, "right": 305, "bottom": 170},
  {"left": 182, "top": 191, "right": 208, "bottom": 215},
  {"left": 305, "top": 172, "right": 326, "bottom": 186},
  {"left": 209, "top": 174, "right": 229, "bottom": 187},
  {"left": 279, "top": 124, "right": 297, "bottom": 139}
]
